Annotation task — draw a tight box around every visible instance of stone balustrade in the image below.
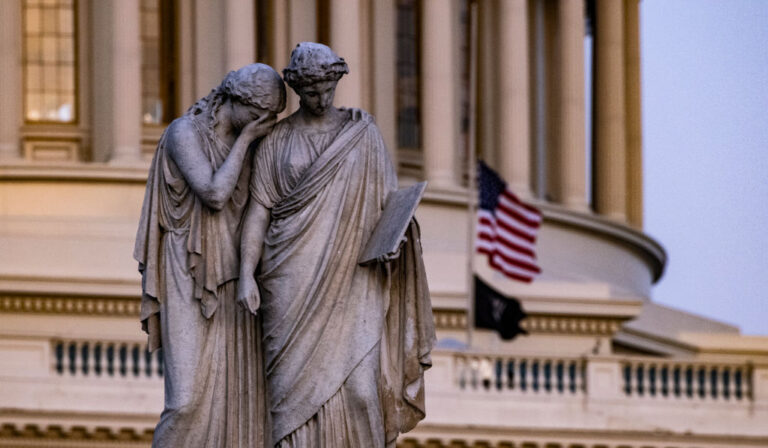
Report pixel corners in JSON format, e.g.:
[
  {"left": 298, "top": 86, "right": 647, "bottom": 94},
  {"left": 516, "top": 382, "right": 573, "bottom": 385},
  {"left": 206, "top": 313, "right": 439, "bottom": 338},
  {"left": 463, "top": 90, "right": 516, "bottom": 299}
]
[
  {"left": 620, "top": 357, "right": 751, "bottom": 402},
  {"left": 447, "top": 351, "right": 758, "bottom": 405},
  {"left": 51, "top": 339, "right": 163, "bottom": 380},
  {"left": 421, "top": 349, "right": 768, "bottom": 440},
  {"left": 454, "top": 354, "right": 586, "bottom": 396},
  {"left": 2, "top": 336, "right": 768, "bottom": 443}
]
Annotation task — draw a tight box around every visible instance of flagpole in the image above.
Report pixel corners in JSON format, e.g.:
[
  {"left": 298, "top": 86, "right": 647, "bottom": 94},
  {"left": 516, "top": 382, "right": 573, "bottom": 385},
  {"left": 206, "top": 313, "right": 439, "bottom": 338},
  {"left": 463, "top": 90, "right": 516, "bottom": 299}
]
[{"left": 465, "top": 0, "right": 479, "bottom": 350}]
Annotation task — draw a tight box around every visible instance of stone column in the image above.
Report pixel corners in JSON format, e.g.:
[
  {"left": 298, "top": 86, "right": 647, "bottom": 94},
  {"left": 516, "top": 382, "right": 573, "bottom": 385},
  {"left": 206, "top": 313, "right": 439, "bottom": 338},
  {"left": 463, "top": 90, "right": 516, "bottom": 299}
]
[
  {"left": 594, "top": 0, "right": 626, "bottom": 221},
  {"left": 92, "top": 0, "right": 142, "bottom": 163},
  {"left": 330, "top": 0, "right": 368, "bottom": 109},
  {"left": 477, "top": 0, "right": 498, "bottom": 172},
  {"left": 555, "top": 0, "right": 587, "bottom": 209},
  {"left": 421, "top": 0, "right": 460, "bottom": 189},
  {"left": 371, "top": 0, "right": 398, "bottom": 164},
  {"left": 0, "top": 0, "right": 22, "bottom": 160},
  {"left": 497, "top": 0, "right": 531, "bottom": 197},
  {"left": 224, "top": 0, "right": 255, "bottom": 72},
  {"left": 286, "top": 0, "right": 319, "bottom": 113},
  {"left": 194, "top": 0, "right": 225, "bottom": 99},
  {"left": 111, "top": 0, "right": 143, "bottom": 163},
  {"left": 177, "top": 0, "right": 197, "bottom": 110},
  {"left": 624, "top": 0, "right": 643, "bottom": 228}
]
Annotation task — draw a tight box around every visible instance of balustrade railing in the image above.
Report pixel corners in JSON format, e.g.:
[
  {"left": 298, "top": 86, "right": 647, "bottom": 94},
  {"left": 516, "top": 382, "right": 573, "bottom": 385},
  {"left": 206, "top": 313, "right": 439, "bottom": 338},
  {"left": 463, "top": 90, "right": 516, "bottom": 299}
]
[
  {"left": 51, "top": 339, "right": 163, "bottom": 380},
  {"left": 455, "top": 354, "right": 586, "bottom": 395},
  {"left": 452, "top": 352, "right": 756, "bottom": 405},
  {"left": 621, "top": 359, "right": 751, "bottom": 401}
]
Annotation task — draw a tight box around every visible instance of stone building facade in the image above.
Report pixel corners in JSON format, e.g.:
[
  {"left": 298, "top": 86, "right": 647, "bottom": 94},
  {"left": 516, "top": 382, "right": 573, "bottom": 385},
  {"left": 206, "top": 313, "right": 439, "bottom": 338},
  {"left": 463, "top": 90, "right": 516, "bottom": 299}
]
[{"left": 1, "top": 1, "right": 767, "bottom": 447}]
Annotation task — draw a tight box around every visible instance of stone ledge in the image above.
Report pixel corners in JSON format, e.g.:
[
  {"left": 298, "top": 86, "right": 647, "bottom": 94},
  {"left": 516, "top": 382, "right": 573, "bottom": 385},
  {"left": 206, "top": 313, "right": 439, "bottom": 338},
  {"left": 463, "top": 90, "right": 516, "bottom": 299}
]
[
  {"left": 0, "top": 161, "right": 150, "bottom": 183},
  {"left": 0, "top": 294, "right": 140, "bottom": 317}
]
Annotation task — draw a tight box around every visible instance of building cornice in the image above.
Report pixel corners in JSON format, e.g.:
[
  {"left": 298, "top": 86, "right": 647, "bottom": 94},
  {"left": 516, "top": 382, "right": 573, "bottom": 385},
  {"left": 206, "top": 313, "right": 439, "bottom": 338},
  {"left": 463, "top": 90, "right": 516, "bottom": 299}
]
[
  {"left": 538, "top": 202, "right": 667, "bottom": 283},
  {"left": 0, "top": 294, "right": 140, "bottom": 317},
  {"left": 434, "top": 308, "right": 624, "bottom": 336},
  {"left": 407, "top": 423, "right": 768, "bottom": 447},
  {"left": 0, "top": 163, "right": 666, "bottom": 283},
  {"left": 419, "top": 184, "right": 666, "bottom": 283},
  {"left": 0, "top": 161, "right": 150, "bottom": 183},
  {"left": 0, "top": 423, "right": 153, "bottom": 444},
  {"left": 0, "top": 294, "right": 623, "bottom": 337}
]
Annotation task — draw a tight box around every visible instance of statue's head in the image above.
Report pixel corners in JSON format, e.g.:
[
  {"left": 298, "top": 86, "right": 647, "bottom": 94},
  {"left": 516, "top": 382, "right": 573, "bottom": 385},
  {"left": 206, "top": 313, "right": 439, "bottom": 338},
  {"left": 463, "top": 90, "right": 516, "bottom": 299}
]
[
  {"left": 221, "top": 63, "right": 287, "bottom": 115},
  {"left": 283, "top": 43, "right": 348, "bottom": 116},
  {"left": 282, "top": 42, "right": 349, "bottom": 92}
]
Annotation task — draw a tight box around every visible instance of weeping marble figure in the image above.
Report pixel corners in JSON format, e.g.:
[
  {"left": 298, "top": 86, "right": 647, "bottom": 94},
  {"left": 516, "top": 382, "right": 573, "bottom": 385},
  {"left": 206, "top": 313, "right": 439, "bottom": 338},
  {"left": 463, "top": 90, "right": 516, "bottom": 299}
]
[
  {"left": 135, "top": 63, "right": 285, "bottom": 447},
  {"left": 136, "top": 43, "right": 435, "bottom": 448}
]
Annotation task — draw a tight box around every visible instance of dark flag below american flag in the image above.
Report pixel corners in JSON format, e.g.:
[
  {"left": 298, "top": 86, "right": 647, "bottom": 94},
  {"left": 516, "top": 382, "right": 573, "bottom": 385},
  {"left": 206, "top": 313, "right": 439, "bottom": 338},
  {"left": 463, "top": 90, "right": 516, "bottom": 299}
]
[
  {"left": 474, "top": 276, "right": 527, "bottom": 340},
  {"left": 476, "top": 161, "right": 543, "bottom": 283}
]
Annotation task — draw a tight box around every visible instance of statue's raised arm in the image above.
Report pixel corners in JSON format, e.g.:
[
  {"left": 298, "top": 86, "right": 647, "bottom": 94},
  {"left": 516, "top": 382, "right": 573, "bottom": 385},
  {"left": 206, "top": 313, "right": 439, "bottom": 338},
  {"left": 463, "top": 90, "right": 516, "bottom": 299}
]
[{"left": 133, "top": 63, "right": 285, "bottom": 447}]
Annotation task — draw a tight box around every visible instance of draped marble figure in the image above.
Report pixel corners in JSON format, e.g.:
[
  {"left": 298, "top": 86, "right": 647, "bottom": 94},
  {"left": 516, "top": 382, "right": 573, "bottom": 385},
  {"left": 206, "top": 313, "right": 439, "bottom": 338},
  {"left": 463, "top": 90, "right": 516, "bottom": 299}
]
[
  {"left": 237, "top": 42, "right": 436, "bottom": 447},
  {"left": 134, "top": 63, "right": 286, "bottom": 447}
]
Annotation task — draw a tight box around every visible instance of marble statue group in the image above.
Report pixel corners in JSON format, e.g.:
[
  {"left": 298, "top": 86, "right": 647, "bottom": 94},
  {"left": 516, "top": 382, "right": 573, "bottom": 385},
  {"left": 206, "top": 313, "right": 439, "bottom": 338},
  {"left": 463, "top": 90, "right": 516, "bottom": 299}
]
[{"left": 134, "top": 42, "right": 435, "bottom": 447}]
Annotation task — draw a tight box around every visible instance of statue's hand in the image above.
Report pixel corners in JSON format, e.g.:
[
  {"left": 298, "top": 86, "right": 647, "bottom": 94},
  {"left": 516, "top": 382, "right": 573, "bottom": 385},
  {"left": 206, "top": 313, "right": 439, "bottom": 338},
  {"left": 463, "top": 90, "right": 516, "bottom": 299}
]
[
  {"left": 242, "top": 112, "right": 277, "bottom": 140},
  {"left": 237, "top": 276, "right": 261, "bottom": 315}
]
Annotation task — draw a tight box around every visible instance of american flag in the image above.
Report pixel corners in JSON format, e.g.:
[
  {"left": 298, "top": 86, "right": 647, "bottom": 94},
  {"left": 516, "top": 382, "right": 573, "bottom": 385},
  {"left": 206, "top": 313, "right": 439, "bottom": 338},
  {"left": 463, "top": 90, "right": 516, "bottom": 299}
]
[{"left": 476, "top": 161, "right": 543, "bottom": 283}]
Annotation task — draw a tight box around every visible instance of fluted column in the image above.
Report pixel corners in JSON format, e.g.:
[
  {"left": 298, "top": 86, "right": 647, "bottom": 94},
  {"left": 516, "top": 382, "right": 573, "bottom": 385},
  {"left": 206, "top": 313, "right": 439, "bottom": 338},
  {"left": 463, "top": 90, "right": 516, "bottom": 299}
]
[
  {"left": 224, "top": 0, "right": 255, "bottom": 72},
  {"left": 556, "top": 0, "right": 587, "bottom": 209},
  {"left": 594, "top": 0, "right": 626, "bottom": 220},
  {"left": 0, "top": 0, "right": 22, "bottom": 160},
  {"left": 421, "top": 0, "right": 460, "bottom": 188},
  {"left": 625, "top": 0, "right": 643, "bottom": 228},
  {"left": 330, "top": 0, "right": 368, "bottom": 109},
  {"left": 92, "top": 0, "right": 142, "bottom": 163},
  {"left": 498, "top": 0, "right": 531, "bottom": 197}
]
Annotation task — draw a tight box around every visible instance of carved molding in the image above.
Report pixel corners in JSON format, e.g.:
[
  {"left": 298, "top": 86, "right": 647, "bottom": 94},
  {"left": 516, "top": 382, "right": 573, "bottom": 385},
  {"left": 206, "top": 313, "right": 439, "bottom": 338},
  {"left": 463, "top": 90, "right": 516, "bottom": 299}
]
[
  {"left": 433, "top": 309, "right": 468, "bottom": 329},
  {"left": 433, "top": 309, "right": 622, "bottom": 336},
  {"left": 0, "top": 423, "right": 152, "bottom": 444},
  {"left": 0, "top": 295, "right": 140, "bottom": 317},
  {"left": 522, "top": 315, "right": 622, "bottom": 335},
  {"left": 1, "top": 296, "right": 621, "bottom": 336},
  {"left": 2, "top": 423, "right": 764, "bottom": 448}
]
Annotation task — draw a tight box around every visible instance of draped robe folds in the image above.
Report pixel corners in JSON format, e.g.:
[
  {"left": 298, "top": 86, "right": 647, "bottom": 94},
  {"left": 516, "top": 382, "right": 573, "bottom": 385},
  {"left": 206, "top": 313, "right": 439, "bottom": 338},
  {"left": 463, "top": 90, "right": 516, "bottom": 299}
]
[
  {"left": 134, "top": 112, "right": 268, "bottom": 447},
  {"left": 250, "top": 112, "right": 436, "bottom": 446}
]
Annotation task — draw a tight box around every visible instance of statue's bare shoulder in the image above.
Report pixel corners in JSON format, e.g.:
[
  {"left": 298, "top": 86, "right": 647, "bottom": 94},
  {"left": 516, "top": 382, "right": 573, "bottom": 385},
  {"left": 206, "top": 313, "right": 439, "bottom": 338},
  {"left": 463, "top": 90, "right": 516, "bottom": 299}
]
[{"left": 164, "top": 117, "right": 203, "bottom": 165}]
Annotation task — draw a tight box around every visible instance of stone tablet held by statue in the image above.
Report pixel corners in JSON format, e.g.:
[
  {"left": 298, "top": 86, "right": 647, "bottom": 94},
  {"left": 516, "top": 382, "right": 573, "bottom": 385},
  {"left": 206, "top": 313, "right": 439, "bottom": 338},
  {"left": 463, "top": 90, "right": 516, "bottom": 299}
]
[{"left": 359, "top": 181, "right": 428, "bottom": 265}]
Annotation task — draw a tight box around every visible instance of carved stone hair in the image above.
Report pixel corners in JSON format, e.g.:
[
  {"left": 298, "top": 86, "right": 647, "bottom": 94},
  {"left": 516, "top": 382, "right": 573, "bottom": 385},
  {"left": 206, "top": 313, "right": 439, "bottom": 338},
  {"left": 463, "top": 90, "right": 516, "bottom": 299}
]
[
  {"left": 221, "top": 63, "right": 287, "bottom": 113},
  {"left": 187, "top": 63, "right": 286, "bottom": 127},
  {"left": 282, "top": 42, "right": 349, "bottom": 92}
]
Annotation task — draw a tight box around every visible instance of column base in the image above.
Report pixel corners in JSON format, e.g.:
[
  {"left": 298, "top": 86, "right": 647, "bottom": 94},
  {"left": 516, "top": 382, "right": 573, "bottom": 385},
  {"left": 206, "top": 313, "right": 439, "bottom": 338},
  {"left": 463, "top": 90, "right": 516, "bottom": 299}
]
[
  {"left": 108, "top": 146, "right": 145, "bottom": 166},
  {"left": 0, "top": 142, "right": 21, "bottom": 160}
]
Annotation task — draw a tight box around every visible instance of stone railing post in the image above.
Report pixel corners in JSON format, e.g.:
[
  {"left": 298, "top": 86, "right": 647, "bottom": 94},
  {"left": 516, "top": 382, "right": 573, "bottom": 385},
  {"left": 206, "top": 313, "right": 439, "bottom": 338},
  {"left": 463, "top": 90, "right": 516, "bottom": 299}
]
[
  {"left": 752, "top": 363, "right": 768, "bottom": 407},
  {"left": 0, "top": 337, "right": 51, "bottom": 379},
  {"left": 586, "top": 356, "right": 623, "bottom": 401},
  {"left": 426, "top": 350, "right": 457, "bottom": 393}
]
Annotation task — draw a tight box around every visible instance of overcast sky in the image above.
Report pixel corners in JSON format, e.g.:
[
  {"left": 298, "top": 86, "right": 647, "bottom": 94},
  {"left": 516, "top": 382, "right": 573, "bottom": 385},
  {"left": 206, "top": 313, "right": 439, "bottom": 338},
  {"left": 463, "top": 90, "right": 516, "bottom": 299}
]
[{"left": 641, "top": 0, "right": 768, "bottom": 335}]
